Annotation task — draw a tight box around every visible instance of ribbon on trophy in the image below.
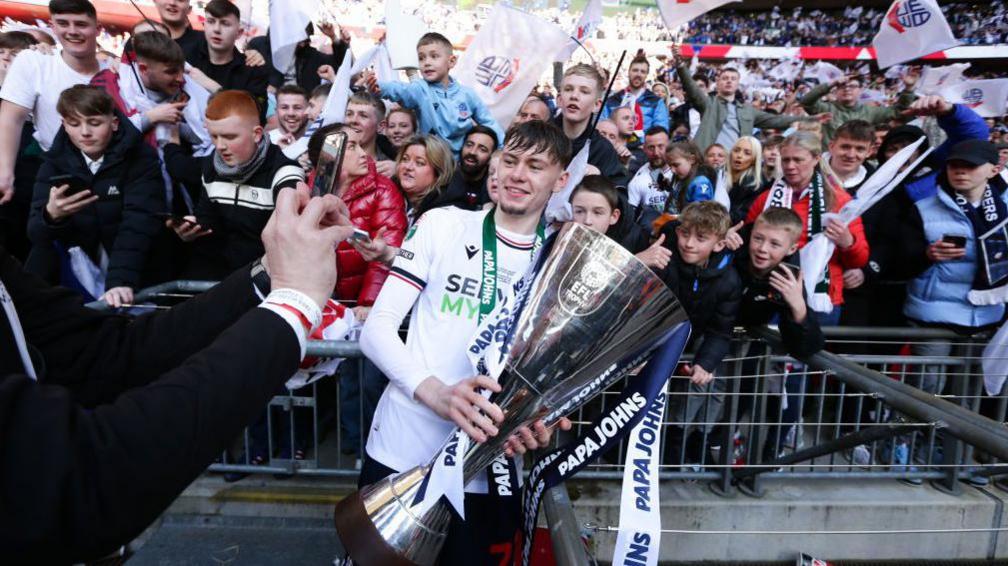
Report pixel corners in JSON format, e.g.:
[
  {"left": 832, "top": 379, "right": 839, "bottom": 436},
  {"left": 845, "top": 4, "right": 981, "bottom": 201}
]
[
  {"left": 519, "top": 321, "right": 691, "bottom": 566},
  {"left": 408, "top": 224, "right": 548, "bottom": 519}
]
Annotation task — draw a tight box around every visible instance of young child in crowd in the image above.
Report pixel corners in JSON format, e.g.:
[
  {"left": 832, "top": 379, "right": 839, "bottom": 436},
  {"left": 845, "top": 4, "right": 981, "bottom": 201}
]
[
  {"left": 369, "top": 32, "right": 503, "bottom": 153},
  {"left": 656, "top": 200, "right": 741, "bottom": 465},
  {"left": 569, "top": 174, "right": 661, "bottom": 264},
  {"left": 652, "top": 141, "right": 715, "bottom": 236}
]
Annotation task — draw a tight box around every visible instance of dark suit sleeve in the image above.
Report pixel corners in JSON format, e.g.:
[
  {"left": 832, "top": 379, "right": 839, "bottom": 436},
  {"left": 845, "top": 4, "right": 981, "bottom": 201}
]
[
  {"left": 4, "top": 250, "right": 261, "bottom": 406},
  {"left": 0, "top": 308, "right": 299, "bottom": 563},
  {"left": 105, "top": 147, "right": 166, "bottom": 289}
]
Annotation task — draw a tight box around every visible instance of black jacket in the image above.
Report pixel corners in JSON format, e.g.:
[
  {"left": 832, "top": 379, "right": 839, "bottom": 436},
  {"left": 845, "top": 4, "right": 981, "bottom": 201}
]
[
  {"left": 733, "top": 248, "right": 824, "bottom": 359},
  {"left": 26, "top": 115, "right": 164, "bottom": 290},
  {"left": 552, "top": 116, "right": 628, "bottom": 189},
  {"left": 175, "top": 26, "right": 207, "bottom": 65},
  {"left": 0, "top": 249, "right": 300, "bottom": 563},
  {"left": 608, "top": 192, "right": 651, "bottom": 254},
  {"left": 657, "top": 228, "right": 742, "bottom": 372},
  {"left": 247, "top": 35, "right": 349, "bottom": 92},
  {"left": 190, "top": 46, "right": 270, "bottom": 123},
  {"left": 165, "top": 143, "right": 303, "bottom": 279},
  {"left": 727, "top": 172, "right": 767, "bottom": 226}
]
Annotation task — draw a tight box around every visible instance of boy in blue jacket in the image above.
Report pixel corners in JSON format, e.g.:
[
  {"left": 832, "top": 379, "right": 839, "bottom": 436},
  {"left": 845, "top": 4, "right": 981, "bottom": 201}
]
[{"left": 367, "top": 33, "right": 503, "bottom": 154}]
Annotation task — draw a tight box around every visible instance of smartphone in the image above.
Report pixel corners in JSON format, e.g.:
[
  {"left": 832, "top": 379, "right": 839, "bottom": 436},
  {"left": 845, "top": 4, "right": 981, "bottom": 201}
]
[
  {"left": 154, "top": 212, "right": 197, "bottom": 225},
  {"left": 942, "top": 234, "right": 967, "bottom": 249},
  {"left": 776, "top": 262, "right": 801, "bottom": 278},
  {"left": 311, "top": 131, "right": 348, "bottom": 197},
  {"left": 349, "top": 228, "right": 372, "bottom": 244},
  {"left": 49, "top": 173, "right": 88, "bottom": 196}
]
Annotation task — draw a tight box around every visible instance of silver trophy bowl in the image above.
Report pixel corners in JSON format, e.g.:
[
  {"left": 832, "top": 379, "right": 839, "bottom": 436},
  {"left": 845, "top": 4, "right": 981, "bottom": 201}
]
[{"left": 334, "top": 222, "right": 687, "bottom": 565}]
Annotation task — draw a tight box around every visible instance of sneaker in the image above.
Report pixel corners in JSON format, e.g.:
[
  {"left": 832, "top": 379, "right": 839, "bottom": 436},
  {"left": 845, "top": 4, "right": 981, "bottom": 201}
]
[
  {"left": 967, "top": 474, "right": 990, "bottom": 487},
  {"left": 851, "top": 444, "right": 871, "bottom": 466}
]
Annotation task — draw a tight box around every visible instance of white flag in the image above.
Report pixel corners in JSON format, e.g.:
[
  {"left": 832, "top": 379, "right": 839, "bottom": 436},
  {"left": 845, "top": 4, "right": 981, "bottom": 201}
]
[
  {"left": 556, "top": 0, "right": 603, "bottom": 62},
  {"left": 656, "top": 0, "right": 740, "bottom": 33},
  {"left": 384, "top": 0, "right": 427, "bottom": 70},
  {"left": 456, "top": 5, "right": 568, "bottom": 129},
  {"left": 872, "top": 0, "right": 960, "bottom": 69},
  {"left": 940, "top": 79, "right": 1008, "bottom": 118},
  {"left": 916, "top": 62, "right": 971, "bottom": 95},
  {"left": 804, "top": 61, "right": 843, "bottom": 85},
  {"left": 268, "top": 0, "right": 313, "bottom": 75},
  {"left": 544, "top": 141, "right": 591, "bottom": 227},
  {"left": 982, "top": 319, "right": 1008, "bottom": 396}
]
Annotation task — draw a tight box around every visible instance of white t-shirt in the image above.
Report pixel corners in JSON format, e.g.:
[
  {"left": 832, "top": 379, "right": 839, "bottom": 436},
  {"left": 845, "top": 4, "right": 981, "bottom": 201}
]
[
  {"left": 360, "top": 206, "right": 537, "bottom": 482},
  {"left": 627, "top": 162, "right": 671, "bottom": 211},
  {"left": 0, "top": 50, "right": 97, "bottom": 151}
]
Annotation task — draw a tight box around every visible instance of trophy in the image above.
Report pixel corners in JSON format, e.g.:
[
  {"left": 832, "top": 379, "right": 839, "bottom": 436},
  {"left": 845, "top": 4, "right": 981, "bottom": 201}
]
[{"left": 334, "top": 222, "right": 688, "bottom": 565}]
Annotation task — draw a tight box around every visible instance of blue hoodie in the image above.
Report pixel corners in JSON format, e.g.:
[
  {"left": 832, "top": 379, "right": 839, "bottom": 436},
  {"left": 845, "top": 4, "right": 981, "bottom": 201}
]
[{"left": 378, "top": 76, "right": 504, "bottom": 154}]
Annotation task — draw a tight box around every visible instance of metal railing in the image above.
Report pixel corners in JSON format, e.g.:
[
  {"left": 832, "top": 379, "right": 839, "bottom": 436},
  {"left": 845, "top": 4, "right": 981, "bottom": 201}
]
[{"left": 85, "top": 281, "right": 1008, "bottom": 490}]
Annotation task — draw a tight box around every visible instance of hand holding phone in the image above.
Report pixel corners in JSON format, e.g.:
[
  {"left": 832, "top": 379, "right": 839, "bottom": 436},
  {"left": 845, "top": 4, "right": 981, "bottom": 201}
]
[
  {"left": 45, "top": 177, "right": 96, "bottom": 222},
  {"left": 348, "top": 228, "right": 372, "bottom": 244},
  {"left": 942, "top": 234, "right": 967, "bottom": 249}
]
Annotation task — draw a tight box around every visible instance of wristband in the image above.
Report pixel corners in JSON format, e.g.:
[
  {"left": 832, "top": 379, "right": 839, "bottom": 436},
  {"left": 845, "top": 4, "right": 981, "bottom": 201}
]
[
  {"left": 263, "top": 288, "right": 323, "bottom": 331},
  {"left": 266, "top": 302, "right": 314, "bottom": 333}
]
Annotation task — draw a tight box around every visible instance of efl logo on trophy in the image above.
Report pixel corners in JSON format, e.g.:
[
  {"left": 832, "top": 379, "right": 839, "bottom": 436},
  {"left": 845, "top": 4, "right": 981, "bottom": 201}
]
[{"left": 559, "top": 252, "right": 625, "bottom": 317}]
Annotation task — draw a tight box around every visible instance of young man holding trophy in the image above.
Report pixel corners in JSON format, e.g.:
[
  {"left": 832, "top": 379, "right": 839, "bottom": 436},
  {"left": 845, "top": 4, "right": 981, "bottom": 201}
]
[{"left": 358, "top": 120, "right": 573, "bottom": 563}]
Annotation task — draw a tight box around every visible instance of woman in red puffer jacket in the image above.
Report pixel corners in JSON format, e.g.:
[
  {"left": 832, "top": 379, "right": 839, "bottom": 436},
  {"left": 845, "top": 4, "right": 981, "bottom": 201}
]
[{"left": 328, "top": 132, "right": 407, "bottom": 315}]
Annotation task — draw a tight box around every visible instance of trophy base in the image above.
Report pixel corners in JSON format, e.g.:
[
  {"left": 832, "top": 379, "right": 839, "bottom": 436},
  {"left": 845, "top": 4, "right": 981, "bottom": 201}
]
[
  {"left": 333, "top": 465, "right": 450, "bottom": 566},
  {"left": 334, "top": 490, "right": 416, "bottom": 566}
]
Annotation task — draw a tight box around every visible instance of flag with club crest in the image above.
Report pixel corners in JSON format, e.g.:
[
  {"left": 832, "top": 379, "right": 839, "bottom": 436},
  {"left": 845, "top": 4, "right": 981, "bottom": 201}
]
[
  {"left": 456, "top": 5, "right": 569, "bottom": 129},
  {"left": 556, "top": 0, "right": 603, "bottom": 62},
  {"left": 940, "top": 79, "right": 1008, "bottom": 118},
  {"left": 916, "top": 62, "right": 971, "bottom": 95},
  {"left": 872, "top": 0, "right": 960, "bottom": 69}
]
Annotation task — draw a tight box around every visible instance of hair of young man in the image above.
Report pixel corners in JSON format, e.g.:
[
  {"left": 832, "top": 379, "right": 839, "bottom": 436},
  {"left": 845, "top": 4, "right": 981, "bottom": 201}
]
[
  {"left": 0, "top": 31, "right": 38, "bottom": 50},
  {"left": 131, "top": 20, "right": 169, "bottom": 36},
  {"left": 562, "top": 63, "right": 606, "bottom": 95},
  {"left": 206, "top": 90, "right": 260, "bottom": 122},
  {"left": 417, "top": 32, "right": 453, "bottom": 52},
  {"left": 57, "top": 84, "right": 114, "bottom": 118},
  {"left": 310, "top": 83, "right": 332, "bottom": 100},
  {"left": 762, "top": 134, "right": 786, "bottom": 149},
  {"left": 644, "top": 125, "right": 669, "bottom": 139},
  {"left": 465, "top": 124, "right": 500, "bottom": 151},
  {"left": 347, "top": 91, "right": 387, "bottom": 122},
  {"left": 679, "top": 200, "right": 730, "bottom": 238},
  {"left": 48, "top": 0, "right": 97, "bottom": 19},
  {"left": 388, "top": 107, "right": 419, "bottom": 131},
  {"left": 570, "top": 174, "right": 620, "bottom": 211},
  {"left": 396, "top": 134, "right": 456, "bottom": 193},
  {"left": 719, "top": 67, "right": 741, "bottom": 78},
  {"left": 706, "top": 143, "right": 726, "bottom": 156},
  {"left": 204, "top": 0, "right": 240, "bottom": 20},
  {"left": 133, "top": 30, "right": 185, "bottom": 67},
  {"left": 276, "top": 84, "right": 308, "bottom": 100},
  {"left": 754, "top": 206, "right": 804, "bottom": 243},
  {"left": 503, "top": 120, "right": 573, "bottom": 169},
  {"left": 629, "top": 55, "right": 649, "bottom": 72},
  {"left": 833, "top": 119, "right": 876, "bottom": 144}
]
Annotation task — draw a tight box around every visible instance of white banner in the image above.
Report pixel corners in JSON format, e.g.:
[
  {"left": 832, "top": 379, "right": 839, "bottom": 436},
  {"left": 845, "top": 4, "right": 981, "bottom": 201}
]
[
  {"left": 873, "top": 0, "right": 960, "bottom": 69},
  {"left": 611, "top": 390, "right": 667, "bottom": 566},
  {"left": 268, "top": 0, "right": 313, "bottom": 75},
  {"left": 456, "top": 5, "right": 569, "bottom": 129},
  {"left": 916, "top": 62, "right": 971, "bottom": 95},
  {"left": 557, "top": 0, "right": 603, "bottom": 62},
  {"left": 940, "top": 79, "right": 1008, "bottom": 118},
  {"left": 657, "top": 0, "right": 740, "bottom": 33},
  {"left": 384, "top": 0, "right": 427, "bottom": 70},
  {"left": 545, "top": 141, "right": 591, "bottom": 227}
]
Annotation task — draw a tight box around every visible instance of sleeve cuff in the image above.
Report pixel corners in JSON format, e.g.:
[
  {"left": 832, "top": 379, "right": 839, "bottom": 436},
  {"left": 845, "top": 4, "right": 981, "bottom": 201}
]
[
  {"left": 400, "top": 367, "right": 434, "bottom": 399},
  {"left": 258, "top": 288, "right": 324, "bottom": 360}
]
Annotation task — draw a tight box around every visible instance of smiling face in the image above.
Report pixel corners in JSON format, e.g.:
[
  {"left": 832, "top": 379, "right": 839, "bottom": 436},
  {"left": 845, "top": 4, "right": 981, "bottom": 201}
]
[
  {"left": 675, "top": 224, "right": 723, "bottom": 266},
  {"left": 828, "top": 135, "right": 873, "bottom": 177},
  {"left": 385, "top": 110, "right": 415, "bottom": 147},
  {"left": 558, "top": 74, "right": 601, "bottom": 126},
  {"left": 344, "top": 102, "right": 383, "bottom": 150},
  {"left": 460, "top": 132, "right": 494, "bottom": 177},
  {"left": 275, "top": 93, "right": 308, "bottom": 135},
  {"left": 153, "top": 0, "right": 191, "bottom": 27},
  {"left": 207, "top": 114, "right": 262, "bottom": 166},
  {"left": 749, "top": 221, "right": 799, "bottom": 275},
  {"left": 204, "top": 12, "right": 240, "bottom": 53},
  {"left": 51, "top": 12, "right": 98, "bottom": 59},
  {"left": 496, "top": 141, "right": 568, "bottom": 218},
  {"left": 63, "top": 111, "right": 117, "bottom": 159},
  {"left": 138, "top": 59, "right": 185, "bottom": 97}
]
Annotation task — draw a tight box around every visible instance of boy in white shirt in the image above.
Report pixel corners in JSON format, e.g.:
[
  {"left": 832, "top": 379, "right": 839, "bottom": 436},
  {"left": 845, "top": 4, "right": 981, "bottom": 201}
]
[{"left": 0, "top": 0, "right": 102, "bottom": 204}]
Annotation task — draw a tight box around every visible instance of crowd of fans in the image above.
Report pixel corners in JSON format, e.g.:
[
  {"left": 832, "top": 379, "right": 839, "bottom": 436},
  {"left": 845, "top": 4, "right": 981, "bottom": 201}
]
[{"left": 0, "top": 0, "right": 1005, "bottom": 484}]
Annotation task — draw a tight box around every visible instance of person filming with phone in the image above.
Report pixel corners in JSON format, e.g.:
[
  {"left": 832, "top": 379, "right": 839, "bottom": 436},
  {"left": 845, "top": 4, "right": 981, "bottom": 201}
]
[
  {"left": 25, "top": 85, "right": 163, "bottom": 308},
  {"left": 164, "top": 89, "right": 304, "bottom": 280}
]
